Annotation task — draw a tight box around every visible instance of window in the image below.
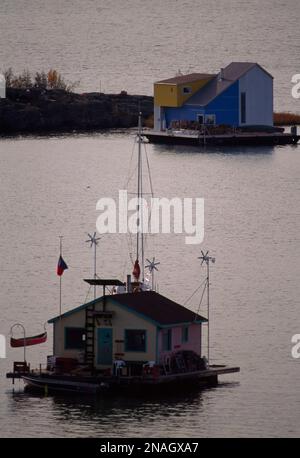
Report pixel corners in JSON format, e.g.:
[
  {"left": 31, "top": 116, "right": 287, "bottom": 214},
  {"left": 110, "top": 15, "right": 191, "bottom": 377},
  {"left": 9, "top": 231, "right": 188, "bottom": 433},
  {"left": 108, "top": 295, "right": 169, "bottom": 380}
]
[
  {"left": 205, "top": 114, "right": 216, "bottom": 125},
  {"left": 65, "top": 327, "right": 85, "bottom": 350},
  {"left": 241, "top": 92, "right": 246, "bottom": 123},
  {"left": 162, "top": 329, "right": 172, "bottom": 351},
  {"left": 182, "top": 86, "right": 192, "bottom": 94},
  {"left": 125, "top": 330, "right": 146, "bottom": 352},
  {"left": 182, "top": 326, "right": 189, "bottom": 343},
  {"left": 197, "top": 114, "right": 204, "bottom": 125}
]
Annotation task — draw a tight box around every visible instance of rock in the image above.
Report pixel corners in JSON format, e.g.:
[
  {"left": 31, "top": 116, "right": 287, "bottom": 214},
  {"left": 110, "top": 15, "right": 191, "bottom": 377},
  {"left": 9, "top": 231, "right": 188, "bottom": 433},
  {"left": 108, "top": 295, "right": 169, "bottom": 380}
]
[{"left": 0, "top": 88, "right": 154, "bottom": 134}]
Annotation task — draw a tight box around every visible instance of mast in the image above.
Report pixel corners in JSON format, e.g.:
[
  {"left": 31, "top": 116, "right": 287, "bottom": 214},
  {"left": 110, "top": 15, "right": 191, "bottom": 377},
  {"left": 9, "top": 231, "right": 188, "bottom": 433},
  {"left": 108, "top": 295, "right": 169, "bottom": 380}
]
[
  {"left": 59, "top": 236, "right": 63, "bottom": 319},
  {"left": 198, "top": 250, "right": 215, "bottom": 366},
  {"left": 134, "top": 112, "right": 144, "bottom": 282}
]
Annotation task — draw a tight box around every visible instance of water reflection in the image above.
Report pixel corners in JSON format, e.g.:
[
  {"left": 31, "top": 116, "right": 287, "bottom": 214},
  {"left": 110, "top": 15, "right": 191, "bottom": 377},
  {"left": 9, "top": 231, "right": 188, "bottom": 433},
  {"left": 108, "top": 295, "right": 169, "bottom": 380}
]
[{"left": 152, "top": 143, "right": 275, "bottom": 156}]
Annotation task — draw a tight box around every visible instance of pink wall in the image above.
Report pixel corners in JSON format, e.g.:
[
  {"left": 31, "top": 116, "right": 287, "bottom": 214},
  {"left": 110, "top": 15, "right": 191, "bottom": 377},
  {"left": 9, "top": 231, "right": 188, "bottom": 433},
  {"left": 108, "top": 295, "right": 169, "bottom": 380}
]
[{"left": 158, "top": 323, "right": 202, "bottom": 363}]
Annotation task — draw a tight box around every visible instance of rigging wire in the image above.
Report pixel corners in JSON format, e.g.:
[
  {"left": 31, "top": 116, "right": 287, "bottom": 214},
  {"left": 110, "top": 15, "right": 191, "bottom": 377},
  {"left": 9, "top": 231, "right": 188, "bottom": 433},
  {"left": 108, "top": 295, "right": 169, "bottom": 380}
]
[
  {"left": 194, "top": 280, "right": 208, "bottom": 321},
  {"left": 183, "top": 276, "right": 207, "bottom": 305}
]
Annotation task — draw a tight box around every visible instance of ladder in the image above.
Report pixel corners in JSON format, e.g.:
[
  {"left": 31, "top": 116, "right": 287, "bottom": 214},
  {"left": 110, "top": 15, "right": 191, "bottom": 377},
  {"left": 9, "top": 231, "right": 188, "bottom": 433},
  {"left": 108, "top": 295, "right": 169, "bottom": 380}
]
[{"left": 85, "top": 304, "right": 95, "bottom": 368}]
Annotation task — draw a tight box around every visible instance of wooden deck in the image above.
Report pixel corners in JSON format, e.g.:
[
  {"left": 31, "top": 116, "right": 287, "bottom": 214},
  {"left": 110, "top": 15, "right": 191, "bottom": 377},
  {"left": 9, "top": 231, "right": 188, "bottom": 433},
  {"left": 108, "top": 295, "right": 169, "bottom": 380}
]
[
  {"left": 145, "top": 130, "right": 300, "bottom": 146},
  {"left": 7, "top": 365, "right": 240, "bottom": 394}
]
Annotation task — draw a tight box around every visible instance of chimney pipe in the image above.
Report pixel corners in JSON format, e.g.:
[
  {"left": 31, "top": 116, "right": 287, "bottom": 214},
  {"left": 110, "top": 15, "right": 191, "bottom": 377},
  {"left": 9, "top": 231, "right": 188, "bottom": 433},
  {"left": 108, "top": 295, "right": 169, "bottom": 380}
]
[
  {"left": 127, "top": 274, "right": 132, "bottom": 293},
  {"left": 219, "top": 68, "right": 224, "bottom": 81}
]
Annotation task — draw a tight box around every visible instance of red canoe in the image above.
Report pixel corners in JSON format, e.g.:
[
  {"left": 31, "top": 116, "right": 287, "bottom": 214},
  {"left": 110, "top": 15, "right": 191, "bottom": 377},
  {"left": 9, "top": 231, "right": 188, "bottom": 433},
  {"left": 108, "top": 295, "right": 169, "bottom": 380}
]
[{"left": 10, "top": 332, "right": 47, "bottom": 348}]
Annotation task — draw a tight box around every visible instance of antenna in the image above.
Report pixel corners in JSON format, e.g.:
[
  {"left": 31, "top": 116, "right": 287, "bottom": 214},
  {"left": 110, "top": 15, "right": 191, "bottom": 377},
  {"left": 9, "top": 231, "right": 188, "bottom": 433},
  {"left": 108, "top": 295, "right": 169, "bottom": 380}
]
[
  {"left": 198, "top": 250, "right": 215, "bottom": 366},
  {"left": 145, "top": 257, "right": 160, "bottom": 291},
  {"left": 85, "top": 232, "right": 101, "bottom": 299}
]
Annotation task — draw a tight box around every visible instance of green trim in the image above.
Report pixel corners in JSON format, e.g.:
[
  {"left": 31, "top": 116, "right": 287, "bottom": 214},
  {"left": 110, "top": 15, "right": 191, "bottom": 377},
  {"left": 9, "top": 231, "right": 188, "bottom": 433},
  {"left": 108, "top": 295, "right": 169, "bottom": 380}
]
[
  {"left": 159, "top": 320, "right": 206, "bottom": 328},
  {"left": 124, "top": 329, "right": 147, "bottom": 353},
  {"left": 64, "top": 326, "right": 85, "bottom": 350},
  {"left": 48, "top": 296, "right": 102, "bottom": 323}
]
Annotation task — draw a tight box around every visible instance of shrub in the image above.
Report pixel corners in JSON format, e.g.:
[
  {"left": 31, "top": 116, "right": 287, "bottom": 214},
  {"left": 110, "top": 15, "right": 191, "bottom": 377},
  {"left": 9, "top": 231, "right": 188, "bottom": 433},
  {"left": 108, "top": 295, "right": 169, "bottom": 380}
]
[
  {"left": 1, "top": 68, "right": 79, "bottom": 92},
  {"left": 274, "top": 112, "right": 300, "bottom": 125}
]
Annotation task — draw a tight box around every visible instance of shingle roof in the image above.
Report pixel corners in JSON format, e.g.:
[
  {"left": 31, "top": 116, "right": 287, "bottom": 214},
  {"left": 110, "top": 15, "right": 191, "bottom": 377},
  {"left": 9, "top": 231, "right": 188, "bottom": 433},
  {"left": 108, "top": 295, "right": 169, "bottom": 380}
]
[
  {"left": 111, "top": 291, "right": 207, "bottom": 325},
  {"left": 48, "top": 291, "right": 207, "bottom": 326},
  {"left": 186, "top": 62, "right": 273, "bottom": 106},
  {"left": 156, "top": 73, "right": 216, "bottom": 85}
]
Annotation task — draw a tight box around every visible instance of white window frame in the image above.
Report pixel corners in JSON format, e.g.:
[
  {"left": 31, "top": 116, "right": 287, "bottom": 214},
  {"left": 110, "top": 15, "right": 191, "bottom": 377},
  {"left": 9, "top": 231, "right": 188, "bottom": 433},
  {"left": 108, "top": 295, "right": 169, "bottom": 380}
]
[{"left": 205, "top": 114, "right": 216, "bottom": 125}]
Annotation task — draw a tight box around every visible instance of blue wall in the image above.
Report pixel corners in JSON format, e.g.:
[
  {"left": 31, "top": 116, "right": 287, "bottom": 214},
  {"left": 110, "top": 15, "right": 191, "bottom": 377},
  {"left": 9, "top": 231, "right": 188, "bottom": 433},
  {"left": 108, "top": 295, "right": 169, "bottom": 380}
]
[
  {"left": 164, "top": 106, "right": 205, "bottom": 126},
  {"left": 164, "top": 81, "right": 239, "bottom": 127}
]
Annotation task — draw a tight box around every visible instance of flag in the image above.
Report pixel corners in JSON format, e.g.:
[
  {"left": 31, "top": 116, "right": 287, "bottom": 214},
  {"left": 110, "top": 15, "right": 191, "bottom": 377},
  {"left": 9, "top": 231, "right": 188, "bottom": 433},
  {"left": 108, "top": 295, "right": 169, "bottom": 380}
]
[
  {"left": 57, "top": 255, "right": 68, "bottom": 276},
  {"left": 132, "top": 259, "right": 141, "bottom": 281}
]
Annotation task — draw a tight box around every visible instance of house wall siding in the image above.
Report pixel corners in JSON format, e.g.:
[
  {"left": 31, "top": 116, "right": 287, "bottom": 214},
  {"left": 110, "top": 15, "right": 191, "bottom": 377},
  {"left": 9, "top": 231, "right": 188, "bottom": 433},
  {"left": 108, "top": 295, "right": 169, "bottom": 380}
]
[
  {"left": 53, "top": 309, "right": 85, "bottom": 360},
  {"left": 52, "top": 298, "right": 157, "bottom": 368},
  {"left": 154, "top": 77, "right": 213, "bottom": 108},
  {"left": 238, "top": 65, "right": 273, "bottom": 126},
  {"left": 164, "top": 82, "right": 239, "bottom": 127},
  {"left": 158, "top": 323, "right": 202, "bottom": 364},
  {"left": 204, "top": 81, "right": 239, "bottom": 126},
  {"left": 157, "top": 66, "right": 273, "bottom": 128}
]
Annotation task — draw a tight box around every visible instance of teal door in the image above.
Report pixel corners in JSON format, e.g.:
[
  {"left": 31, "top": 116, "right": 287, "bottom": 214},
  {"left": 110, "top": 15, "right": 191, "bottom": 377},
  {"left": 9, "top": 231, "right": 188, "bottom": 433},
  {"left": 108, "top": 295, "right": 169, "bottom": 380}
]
[{"left": 97, "top": 328, "right": 113, "bottom": 365}]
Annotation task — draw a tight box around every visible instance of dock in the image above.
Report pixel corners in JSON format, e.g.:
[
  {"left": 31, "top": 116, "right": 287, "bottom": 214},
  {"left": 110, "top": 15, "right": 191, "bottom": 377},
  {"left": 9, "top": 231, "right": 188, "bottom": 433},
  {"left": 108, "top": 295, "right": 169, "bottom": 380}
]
[
  {"left": 7, "top": 365, "right": 240, "bottom": 394},
  {"left": 144, "top": 130, "right": 300, "bottom": 146}
]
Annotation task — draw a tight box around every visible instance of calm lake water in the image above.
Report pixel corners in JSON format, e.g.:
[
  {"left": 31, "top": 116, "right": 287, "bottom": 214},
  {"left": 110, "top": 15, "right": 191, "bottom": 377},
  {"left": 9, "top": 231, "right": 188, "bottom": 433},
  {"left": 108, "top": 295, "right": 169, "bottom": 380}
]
[{"left": 0, "top": 0, "right": 300, "bottom": 438}]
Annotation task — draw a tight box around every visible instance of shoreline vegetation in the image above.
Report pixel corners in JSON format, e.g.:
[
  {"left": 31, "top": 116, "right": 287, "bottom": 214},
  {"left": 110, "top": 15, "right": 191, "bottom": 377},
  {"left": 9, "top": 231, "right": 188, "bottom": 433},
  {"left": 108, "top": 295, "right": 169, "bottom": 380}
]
[
  {"left": 273, "top": 112, "right": 300, "bottom": 126},
  {"left": 0, "top": 68, "right": 153, "bottom": 134},
  {"left": 0, "top": 69, "right": 299, "bottom": 135}
]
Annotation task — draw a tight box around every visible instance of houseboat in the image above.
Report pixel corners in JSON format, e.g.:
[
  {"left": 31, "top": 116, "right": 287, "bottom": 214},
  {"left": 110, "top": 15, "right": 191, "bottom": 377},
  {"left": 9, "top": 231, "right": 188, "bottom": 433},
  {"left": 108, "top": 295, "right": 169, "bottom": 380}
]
[
  {"left": 146, "top": 62, "right": 299, "bottom": 146},
  {"left": 8, "top": 272, "right": 239, "bottom": 394},
  {"left": 7, "top": 115, "right": 240, "bottom": 394}
]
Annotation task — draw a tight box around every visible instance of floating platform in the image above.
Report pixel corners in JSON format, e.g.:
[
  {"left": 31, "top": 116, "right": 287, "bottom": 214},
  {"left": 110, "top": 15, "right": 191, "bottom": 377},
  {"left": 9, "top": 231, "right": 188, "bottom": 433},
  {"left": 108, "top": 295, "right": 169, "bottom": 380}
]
[
  {"left": 7, "top": 365, "right": 240, "bottom": 395},
  {"left": 144, "top": 130, "right": 300, "bottom": 147}
]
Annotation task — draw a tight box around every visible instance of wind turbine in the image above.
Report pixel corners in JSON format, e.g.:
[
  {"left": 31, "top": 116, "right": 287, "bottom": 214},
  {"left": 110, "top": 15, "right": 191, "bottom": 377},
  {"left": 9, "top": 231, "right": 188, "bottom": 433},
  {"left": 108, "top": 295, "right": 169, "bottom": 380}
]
[
  {"left": 145, "top": 257, "right": 160, "bottom": 291},
  {"left": 85, "top": 232, "right": 101, "bottom": 299}
]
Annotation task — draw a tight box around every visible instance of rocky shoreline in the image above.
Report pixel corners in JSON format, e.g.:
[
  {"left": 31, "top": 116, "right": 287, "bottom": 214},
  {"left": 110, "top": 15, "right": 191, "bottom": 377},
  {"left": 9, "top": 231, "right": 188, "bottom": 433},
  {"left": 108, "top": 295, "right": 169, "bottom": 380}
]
[
  {"left": 0, "top": 88, "right": 299, "bottom": 136},
  {"left": 0, "top": 88, "right": 153, "bottom": 135}
]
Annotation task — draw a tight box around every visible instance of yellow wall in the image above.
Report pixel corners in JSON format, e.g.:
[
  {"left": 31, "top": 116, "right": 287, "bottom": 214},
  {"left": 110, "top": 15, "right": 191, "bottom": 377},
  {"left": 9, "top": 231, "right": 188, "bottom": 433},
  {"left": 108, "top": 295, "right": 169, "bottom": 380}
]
[
  {"left": 53, "top": 297, "right": 157, "bottom": 369},
  {"left": 154, "top": 77, "right": 213, "bottom": 108}
]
